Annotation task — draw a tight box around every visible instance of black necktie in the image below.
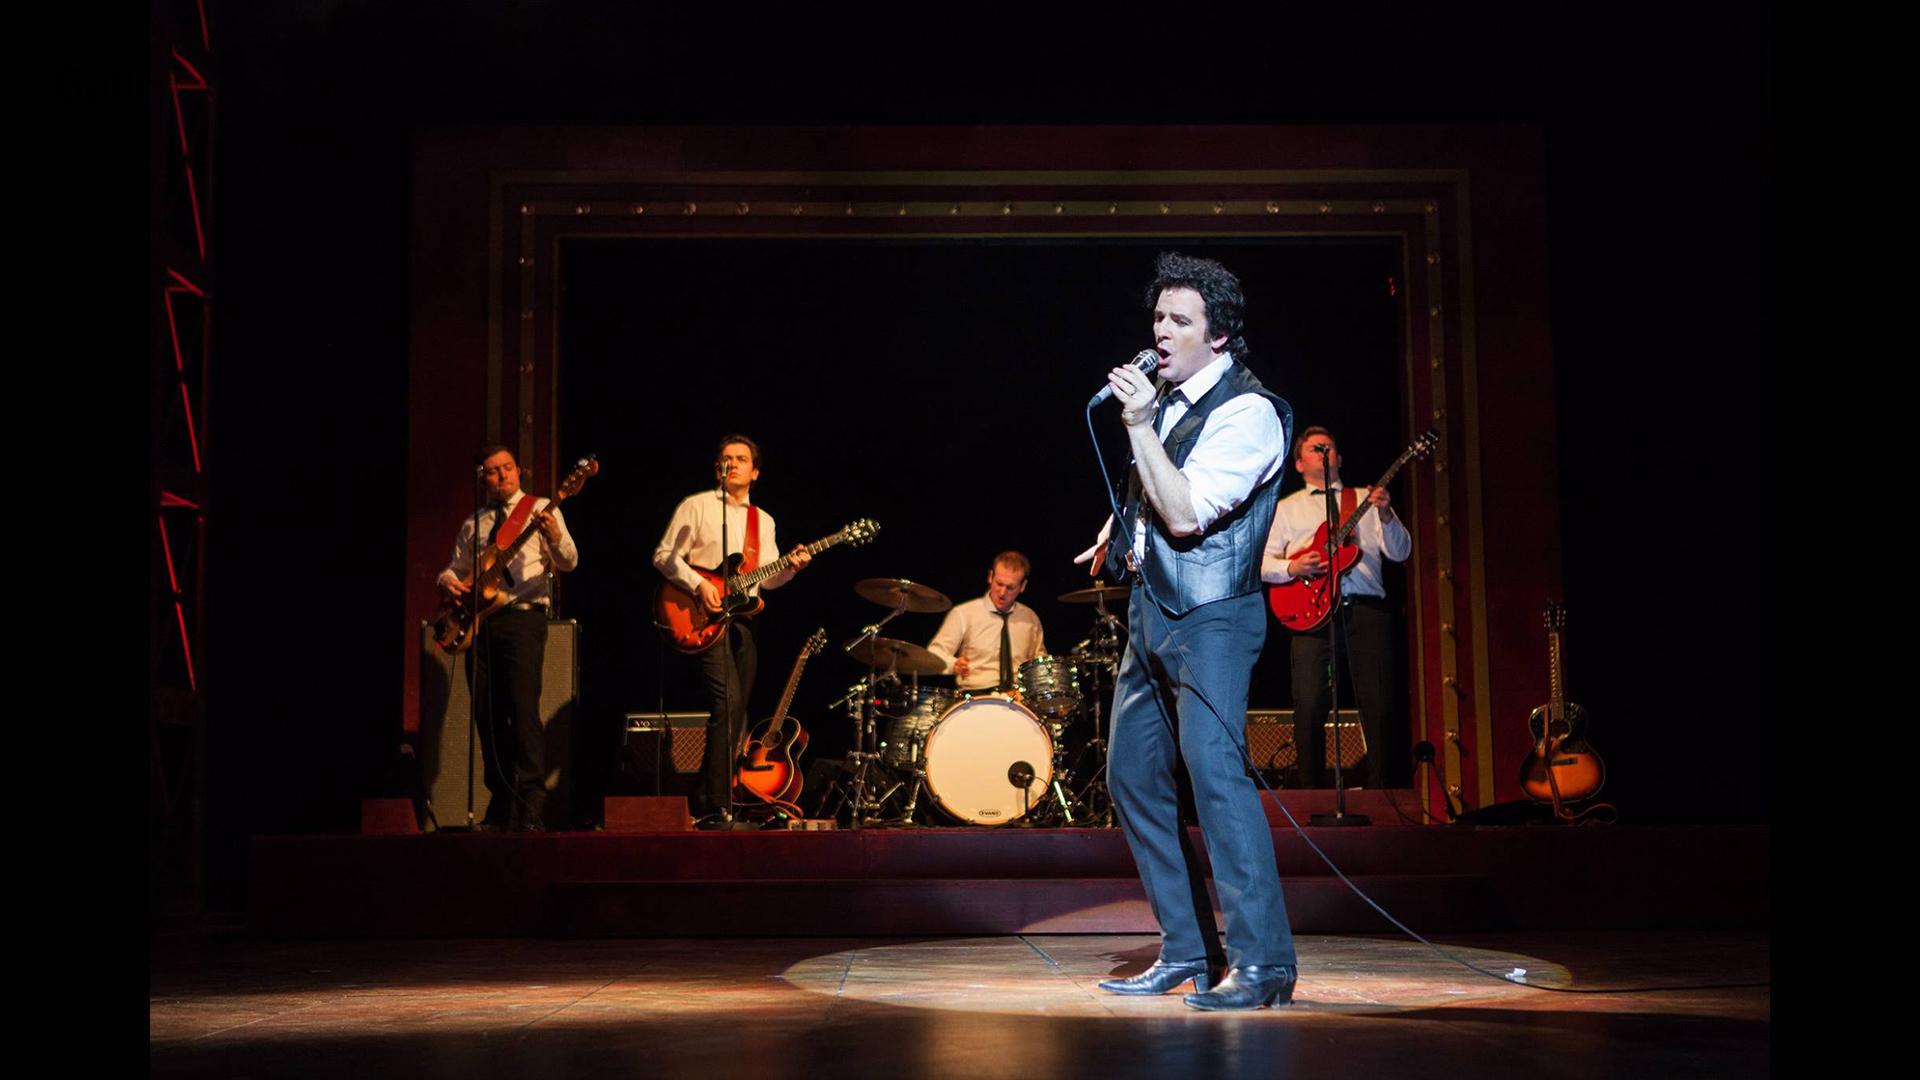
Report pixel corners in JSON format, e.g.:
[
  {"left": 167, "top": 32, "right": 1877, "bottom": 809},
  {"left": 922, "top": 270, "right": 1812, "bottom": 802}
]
[
  {"left": 488, "top": 503, "right": 514, "bottom": 587},
  {"left": 995, "top": 609, "right": 1014, "bottom": 690}
]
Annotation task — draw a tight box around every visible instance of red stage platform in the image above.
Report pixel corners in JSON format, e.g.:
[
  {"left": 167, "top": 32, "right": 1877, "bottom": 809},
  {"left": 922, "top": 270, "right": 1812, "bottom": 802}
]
[{"left": 251, "top": 812, "right": 1767, "bottom": 938}]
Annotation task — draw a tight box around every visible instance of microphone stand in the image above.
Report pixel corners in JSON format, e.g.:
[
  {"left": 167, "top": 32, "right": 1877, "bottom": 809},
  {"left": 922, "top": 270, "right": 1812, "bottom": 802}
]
[
  {"left": 462, "top": 475, "right": 484, "bottom": 830},
  {"left": 1310, "top": 445, "right": 1369, "bottom": 826},
  {"left": 717, "top": 467, "right": 736, "bottom": 827},
  {"left": 450, "top": 467, "right": 502, "bottom": 832}
]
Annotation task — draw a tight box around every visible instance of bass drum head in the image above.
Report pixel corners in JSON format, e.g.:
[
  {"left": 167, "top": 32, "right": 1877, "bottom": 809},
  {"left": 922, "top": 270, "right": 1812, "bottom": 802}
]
[{"left": 922, "top": 695, "right": 1053, "bottom": 826}]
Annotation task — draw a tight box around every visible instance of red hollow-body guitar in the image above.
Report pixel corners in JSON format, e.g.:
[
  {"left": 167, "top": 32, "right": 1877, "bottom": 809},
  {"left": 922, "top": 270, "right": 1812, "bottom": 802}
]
[
  {"left": 652, "top": 518, "right": 878, "bottom": 654},
  {"left": 431, "top": 455, "right": 598, "bottom": 654},
  {"left": 734, "top": 628, "right": 827, "bottom": 814},
  {"left": 1266, "top": 431, "right": 1436, "bottom": 632}
]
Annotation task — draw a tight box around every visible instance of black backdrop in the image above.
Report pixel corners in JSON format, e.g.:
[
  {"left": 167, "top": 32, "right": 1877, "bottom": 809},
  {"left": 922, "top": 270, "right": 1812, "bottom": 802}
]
[
  {"left": 556, "top": 238, "right": 1402, "bottom": 807},
  {"left": 190, "top": 2, "right": 1770, "bottom": 908}
]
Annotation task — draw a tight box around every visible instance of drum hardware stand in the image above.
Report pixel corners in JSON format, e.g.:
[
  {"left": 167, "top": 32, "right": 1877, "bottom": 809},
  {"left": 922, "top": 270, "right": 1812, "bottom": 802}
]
[
  {"left": 842, "top": 608, "right": 908, "bottom": 830},
  {"left": 1045, "top": 771, "right": 1077, "bottom": 825},
  {"left": 1077, "top": 661, "right": 1117, "bottom": 827},
  {"left": 1076, "top": 599, "right": 1123, "bottom": 827},
  {"left": 895, "top": 761, "right": 929, "bottom": 827}
]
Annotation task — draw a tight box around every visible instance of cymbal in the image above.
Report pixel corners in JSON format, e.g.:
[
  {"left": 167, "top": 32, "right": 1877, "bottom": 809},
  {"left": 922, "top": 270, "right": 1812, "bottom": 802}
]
[
  {"left": 842, "top": 635, "right": 948, "bottom": 675},
  {"left": 854, "top": 577, "right": 952, "bottom": 613},
  {"left": 1058, "top": 581, "right": 1131, "bottom": 604}
]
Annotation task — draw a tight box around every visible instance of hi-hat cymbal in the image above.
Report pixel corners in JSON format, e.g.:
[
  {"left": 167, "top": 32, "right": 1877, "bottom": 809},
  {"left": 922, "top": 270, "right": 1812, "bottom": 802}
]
[
  {"left": 854, "top": 577, "right": 952, "bottom": 614},
  {"left": 1058, "top": 581, "right": 1131, "bottom": 604},
  {"left": 842, "top": 635, "right": 948, "bottom": 675}
]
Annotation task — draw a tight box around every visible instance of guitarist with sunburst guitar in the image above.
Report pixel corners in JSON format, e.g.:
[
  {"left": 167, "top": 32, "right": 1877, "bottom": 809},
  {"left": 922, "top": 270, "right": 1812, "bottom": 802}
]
[
  {"left": 1261, "top": 426, "right": 1426, "bottom": 789},
  {"left": 433, "top": 445, "right": 586, "bottom": 831},
  {"left": 652, "top": 434, "right": 845, "bottom": 826}
]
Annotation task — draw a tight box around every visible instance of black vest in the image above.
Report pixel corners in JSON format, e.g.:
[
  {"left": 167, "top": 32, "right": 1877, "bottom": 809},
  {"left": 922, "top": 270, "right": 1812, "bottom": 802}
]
[{"left": 1107, "top": 361, "right": 1293, "bottom": 615}]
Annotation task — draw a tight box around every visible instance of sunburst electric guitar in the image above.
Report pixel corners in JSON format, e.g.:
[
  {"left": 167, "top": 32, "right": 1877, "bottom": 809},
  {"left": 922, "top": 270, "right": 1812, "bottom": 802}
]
[
  {"left": 653, "top": 518, "right": 878, "bottom": 654},
  {"left": 431, "top": 455, "right": 599, "bottom": 654}
]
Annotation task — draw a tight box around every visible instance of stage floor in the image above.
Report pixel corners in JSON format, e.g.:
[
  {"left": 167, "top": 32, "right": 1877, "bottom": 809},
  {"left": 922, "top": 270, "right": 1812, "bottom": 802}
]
[{"left": 151, "top": 930, "right": 1768, "bottom": 1078}]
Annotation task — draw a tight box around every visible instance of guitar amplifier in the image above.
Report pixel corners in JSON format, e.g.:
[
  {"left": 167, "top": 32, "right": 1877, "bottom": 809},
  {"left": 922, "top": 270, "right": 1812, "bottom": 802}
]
[
  {"left": 1245, "top": 708, "right": 1368, "bottom": 770},
  {"left": 622, "top": 711, "right": 711, "bottom": 790},
  {"left": 417, "top": 619, "right": 579, "bottom": 830}
]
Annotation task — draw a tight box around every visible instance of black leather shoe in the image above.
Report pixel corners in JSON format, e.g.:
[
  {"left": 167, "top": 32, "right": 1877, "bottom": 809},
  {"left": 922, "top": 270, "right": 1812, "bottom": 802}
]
[
  {"left": 1182, "top": 965, "right": 1296, "bottom": 1010},
  {"left": 1098, "top": 958, "right": 1226, "bottom": 996}
]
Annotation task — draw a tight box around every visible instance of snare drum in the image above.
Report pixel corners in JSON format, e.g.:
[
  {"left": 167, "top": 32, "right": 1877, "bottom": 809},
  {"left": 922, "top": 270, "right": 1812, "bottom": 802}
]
[
  {"left": 922, "top": 695, "right": 1054, "bottom": 826},
  {"left": 1017, "top": 655, "right": 1080, "bottom": 719},
  {"left": 880, "top": 688, "right": 953, "bottom": 769}
]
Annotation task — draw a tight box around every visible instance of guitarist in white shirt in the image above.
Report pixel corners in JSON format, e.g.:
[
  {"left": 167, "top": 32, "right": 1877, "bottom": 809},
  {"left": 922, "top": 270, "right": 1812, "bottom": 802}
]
[
  {"left": 1260, "top": 427, "right": 1410, "bottom": 789},
  {"left": 436, "top": 445, "right": 579, "bottom": 830},
  {"left": 652, "top": 434, "right": 811, "bottom": 825}
]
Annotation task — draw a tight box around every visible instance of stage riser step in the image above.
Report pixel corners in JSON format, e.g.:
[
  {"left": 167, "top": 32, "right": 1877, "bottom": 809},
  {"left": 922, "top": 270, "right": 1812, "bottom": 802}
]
[
  {"left": 255, "top": 825, "right": 1758, "bottom": 880},
  {"left": 249, "top": 826, "right": 1767, "bottom": 937}
]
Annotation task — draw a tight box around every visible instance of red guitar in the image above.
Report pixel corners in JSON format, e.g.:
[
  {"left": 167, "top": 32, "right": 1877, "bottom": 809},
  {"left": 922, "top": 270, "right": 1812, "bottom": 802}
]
[
  {"left": 1266, "top": 431, "right": 1435, "bottom": 632},
  {"left": 431, "top": 455, "right": 599, "bottom": 654},
  {"left": 734, "top": 628, "right": 827, "bottom": 814},
  {"left": 1519, "top": 602, "right": 1605, "bottom": 806},
  {"left": 652, "top": 518, "right": 878, "bottom": 654}
]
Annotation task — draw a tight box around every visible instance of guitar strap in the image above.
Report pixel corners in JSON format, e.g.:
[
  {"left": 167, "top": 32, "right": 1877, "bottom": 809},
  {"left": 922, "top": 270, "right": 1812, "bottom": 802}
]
[
  {"left": 1341, "top": 486, "right": 1359, "bottom": 525},
  {"left": 741, "top": 504, "right": 761, "bottom": 573},
  {"left": 495, "top": 495, "right": 540, "bottom": 552}
]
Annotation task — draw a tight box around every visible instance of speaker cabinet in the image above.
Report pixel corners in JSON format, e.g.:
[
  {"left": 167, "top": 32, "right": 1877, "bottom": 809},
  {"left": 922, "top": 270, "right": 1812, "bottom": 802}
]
[{"left": 417, "top": 619, "right": 579, "bottom": 830}]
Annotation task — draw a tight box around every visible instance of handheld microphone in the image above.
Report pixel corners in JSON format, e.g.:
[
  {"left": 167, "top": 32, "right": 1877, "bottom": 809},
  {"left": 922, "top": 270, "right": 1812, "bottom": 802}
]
[{"left": 1089, "top": 350, "right": 1161, "bottom": 407}]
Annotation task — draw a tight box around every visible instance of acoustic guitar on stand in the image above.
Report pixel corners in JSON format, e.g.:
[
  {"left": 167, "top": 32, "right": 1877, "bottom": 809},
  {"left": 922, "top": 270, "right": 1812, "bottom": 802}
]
[
  {"left": 1519, "top": 601, "right": 1606, "bottom": 808},
  {"left": 734, "top": 628, "right": 827, "bottom": 815}
]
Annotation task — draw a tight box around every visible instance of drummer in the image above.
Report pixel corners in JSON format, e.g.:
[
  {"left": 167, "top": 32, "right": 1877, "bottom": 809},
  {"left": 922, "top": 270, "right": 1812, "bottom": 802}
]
[{"left": 926, "top": 550, "right": 1048, "bottom": 695}]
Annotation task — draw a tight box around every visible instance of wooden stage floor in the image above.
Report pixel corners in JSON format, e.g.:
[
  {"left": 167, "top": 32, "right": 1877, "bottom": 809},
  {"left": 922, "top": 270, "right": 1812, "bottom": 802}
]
[{"left": 151, "top": 930, "right": 1769, "bottom": 1078}]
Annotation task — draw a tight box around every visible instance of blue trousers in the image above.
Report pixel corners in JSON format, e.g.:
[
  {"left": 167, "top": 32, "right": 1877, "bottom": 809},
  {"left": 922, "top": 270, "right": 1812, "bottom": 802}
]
[{"left": 1108, "top": 588, "right": 1296, "bottom": 968}]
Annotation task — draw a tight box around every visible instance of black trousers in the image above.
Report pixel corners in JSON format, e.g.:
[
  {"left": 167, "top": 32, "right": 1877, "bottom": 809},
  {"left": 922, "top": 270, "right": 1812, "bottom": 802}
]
[
  {"left": 469, "top": 606, "right": 550, "bottom": 827},
  {"left": 696, "top": 618, "right": 757, "bottom": 815},
  {"left": 1288, "top": 595, "right": 1402, "bottom": 788}
]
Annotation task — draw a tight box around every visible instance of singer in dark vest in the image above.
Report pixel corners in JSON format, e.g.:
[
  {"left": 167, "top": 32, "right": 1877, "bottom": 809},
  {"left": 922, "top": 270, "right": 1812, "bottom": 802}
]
[{"left": 1074, "top": 252, "right": 1298, "bottom": 1010}]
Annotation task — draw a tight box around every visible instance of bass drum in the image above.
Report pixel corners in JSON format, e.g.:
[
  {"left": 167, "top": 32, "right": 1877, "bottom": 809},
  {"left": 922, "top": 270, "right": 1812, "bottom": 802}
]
[{"left": 922, "top": 695, "right": 1053, "bottom": 826}]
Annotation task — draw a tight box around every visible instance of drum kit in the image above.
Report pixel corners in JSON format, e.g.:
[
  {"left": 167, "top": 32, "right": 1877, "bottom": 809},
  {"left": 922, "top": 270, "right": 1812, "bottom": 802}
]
[{"left": 821, "top": 576, "right": 1131, "bottom": 828}]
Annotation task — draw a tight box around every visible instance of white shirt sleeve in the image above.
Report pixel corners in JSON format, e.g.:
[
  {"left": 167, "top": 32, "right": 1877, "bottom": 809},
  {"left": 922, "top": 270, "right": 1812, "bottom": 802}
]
[
  {"left": 540, "top": 502, "right": 580, "bottom": 572},
  {"left": 1180, "top": 394, "right": 1285, "bottom": 533},
  {"left": 652, "top": 497, "right": 707, "bottom": 595},
  {"left": 926, "top": 606, "right": 966, "bottom": 674}
]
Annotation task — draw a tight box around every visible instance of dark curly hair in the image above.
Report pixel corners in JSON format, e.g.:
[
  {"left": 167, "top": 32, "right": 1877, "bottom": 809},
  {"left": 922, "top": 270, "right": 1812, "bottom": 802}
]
[{"left": 1143, "top": 251, "right": 1249, "bottom": 360}]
